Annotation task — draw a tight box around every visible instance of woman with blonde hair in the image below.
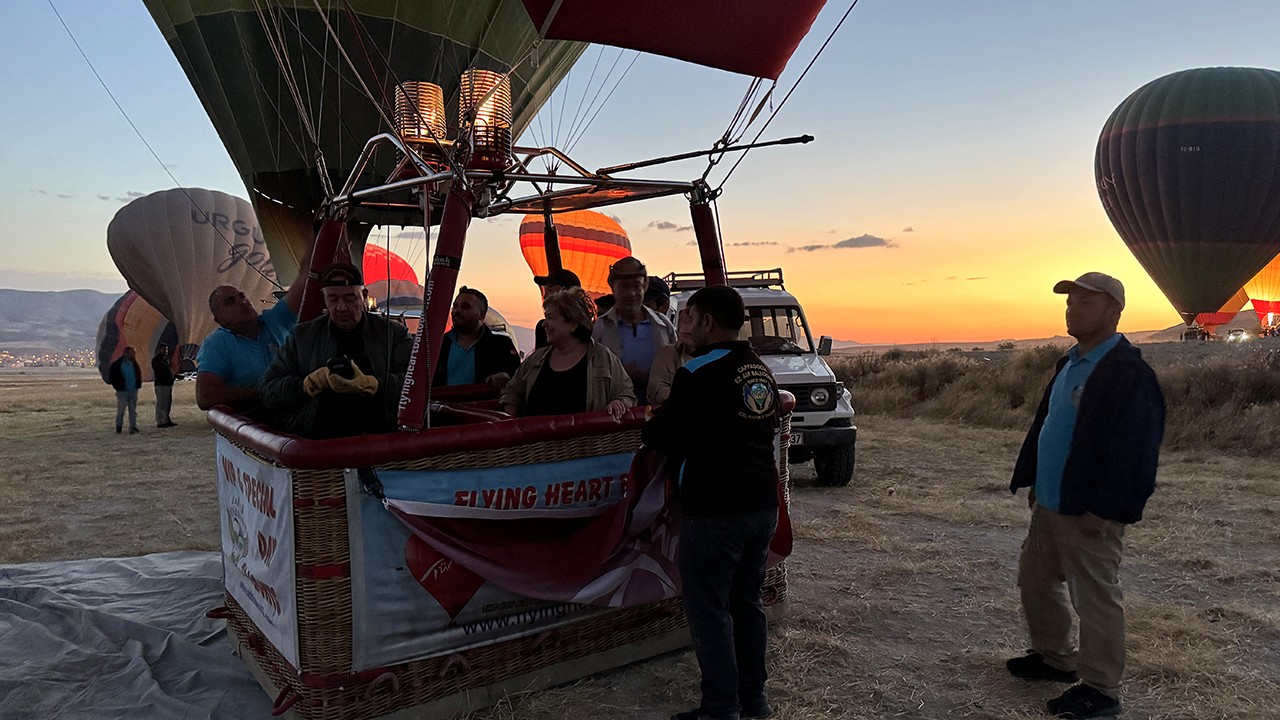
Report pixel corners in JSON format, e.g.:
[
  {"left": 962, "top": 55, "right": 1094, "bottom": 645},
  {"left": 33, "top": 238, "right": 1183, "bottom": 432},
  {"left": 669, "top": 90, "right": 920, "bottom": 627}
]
[{"left": 501, "top": 287, "right": 635, "bottom": 419}]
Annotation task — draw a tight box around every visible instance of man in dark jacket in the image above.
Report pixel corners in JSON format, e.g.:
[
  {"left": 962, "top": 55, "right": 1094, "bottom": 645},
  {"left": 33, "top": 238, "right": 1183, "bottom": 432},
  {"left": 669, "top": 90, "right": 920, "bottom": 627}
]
[
  {"left": 260, "top": 263, "right": 412, "bottom": 439},
  {"left": 107, "top": 346, "right": 143, "bottom": 434},
  {"left": 1006, "top": 272, "right": 1165, "bottom": 720},
  {"left": 151, "top": 344, "right": 177, "bottom": 428},
  {"left": 432, "top": 287, "right": 519, "bottom": 391},
  {"left": 643, "top": 285, "right": 780, "bottom": 720}
]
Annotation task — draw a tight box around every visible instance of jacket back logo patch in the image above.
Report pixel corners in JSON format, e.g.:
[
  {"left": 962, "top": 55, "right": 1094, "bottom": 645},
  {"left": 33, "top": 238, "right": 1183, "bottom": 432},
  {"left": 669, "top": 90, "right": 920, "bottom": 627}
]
[{"left": 744, "top": 382, "right": 775, "bottom": 415}]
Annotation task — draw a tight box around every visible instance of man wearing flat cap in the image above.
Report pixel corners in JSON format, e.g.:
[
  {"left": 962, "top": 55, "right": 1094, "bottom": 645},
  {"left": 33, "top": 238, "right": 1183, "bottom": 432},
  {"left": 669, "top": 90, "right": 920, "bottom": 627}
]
[
  {"left": 593, "top": 256, "right": 676, "bottom": 404},
  {"left": 534, "top": 268, "right": 582, "bottom": 349},
  {"left": 260, "top": 262, "right": 412, "bottom": 438},
  {"left": 1005, "top": 272, "right": 1165, "bottom": 719}
]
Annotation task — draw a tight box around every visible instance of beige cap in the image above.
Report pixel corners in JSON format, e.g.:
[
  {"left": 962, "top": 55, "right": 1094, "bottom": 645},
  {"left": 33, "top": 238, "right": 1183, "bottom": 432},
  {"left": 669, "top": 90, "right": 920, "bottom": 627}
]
[{"left": 1053, "top": 272, "right": 1125, "bottom": 309}]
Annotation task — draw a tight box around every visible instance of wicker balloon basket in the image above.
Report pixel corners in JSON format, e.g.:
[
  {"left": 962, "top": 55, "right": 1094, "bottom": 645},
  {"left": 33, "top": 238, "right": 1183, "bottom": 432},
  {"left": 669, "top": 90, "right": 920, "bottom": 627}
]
[{"left": 208, "top": 407, "right": 791, "bottom": 719}]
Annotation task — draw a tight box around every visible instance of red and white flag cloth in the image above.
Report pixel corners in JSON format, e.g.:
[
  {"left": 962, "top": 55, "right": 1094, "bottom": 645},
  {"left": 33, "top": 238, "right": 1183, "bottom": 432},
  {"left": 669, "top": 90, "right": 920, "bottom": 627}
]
[{"left": 385, "top": 447, "right": 791, "bottom": 608}]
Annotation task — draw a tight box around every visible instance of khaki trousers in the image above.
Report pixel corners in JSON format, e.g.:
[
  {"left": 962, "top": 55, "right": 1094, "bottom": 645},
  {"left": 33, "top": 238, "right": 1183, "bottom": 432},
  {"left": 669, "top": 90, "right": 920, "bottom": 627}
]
[{"left": 1018, "top": 504, "right": 1127, "bottom": 698}]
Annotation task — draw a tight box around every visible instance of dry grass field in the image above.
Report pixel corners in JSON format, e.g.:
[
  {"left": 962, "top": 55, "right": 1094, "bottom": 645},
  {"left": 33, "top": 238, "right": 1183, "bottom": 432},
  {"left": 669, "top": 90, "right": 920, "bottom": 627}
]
[{"left": 2, "top": 351, "right": 1278, "bottom": 719}]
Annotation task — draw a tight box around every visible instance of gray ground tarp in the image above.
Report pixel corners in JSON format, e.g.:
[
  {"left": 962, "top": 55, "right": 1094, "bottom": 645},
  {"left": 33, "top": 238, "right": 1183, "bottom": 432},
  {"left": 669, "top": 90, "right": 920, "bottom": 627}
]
[{"left": 0, "top": 551, "right": 274, "bottom": 719}]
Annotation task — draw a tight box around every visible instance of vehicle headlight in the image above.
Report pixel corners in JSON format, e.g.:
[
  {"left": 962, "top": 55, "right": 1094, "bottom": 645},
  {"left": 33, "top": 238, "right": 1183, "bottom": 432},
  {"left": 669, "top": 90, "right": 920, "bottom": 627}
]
[{"left": 809, "top": 387, "right": 831, "bottom": 406}]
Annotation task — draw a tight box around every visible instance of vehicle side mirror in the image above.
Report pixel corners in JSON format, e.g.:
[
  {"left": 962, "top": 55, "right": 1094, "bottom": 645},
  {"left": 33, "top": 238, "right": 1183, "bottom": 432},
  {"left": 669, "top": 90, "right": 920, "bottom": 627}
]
[{"left": 818, "top": 335, "right": 833, "bottom": 356}]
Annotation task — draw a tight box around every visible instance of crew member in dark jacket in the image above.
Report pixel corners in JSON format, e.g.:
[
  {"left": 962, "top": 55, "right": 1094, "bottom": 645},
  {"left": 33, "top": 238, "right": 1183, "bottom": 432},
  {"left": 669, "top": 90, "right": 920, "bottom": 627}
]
[
  {"left": 432, "top": 287, "right": 520, "bottom": 391},
  {"left": 107, "top": 346, "right": 143, "bottom": 435},
  {"left": 643, "top": 285, "right": 780, "bottom": 720},
  {"left": 260, "top": 263, "right": 412, "bottom": 439},
  {"left": 1005, "top": 272, "right": 1165, "bottom": 720},
  {"left": 151, "top": 344, "right": 177, "bottom": 428}
]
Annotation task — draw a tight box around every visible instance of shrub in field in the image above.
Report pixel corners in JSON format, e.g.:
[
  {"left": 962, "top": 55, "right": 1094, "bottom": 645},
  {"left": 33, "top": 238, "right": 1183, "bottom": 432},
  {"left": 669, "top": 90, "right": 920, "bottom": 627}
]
[{"left": 834, "top": 342, "right": 1280, "bottom": 458}]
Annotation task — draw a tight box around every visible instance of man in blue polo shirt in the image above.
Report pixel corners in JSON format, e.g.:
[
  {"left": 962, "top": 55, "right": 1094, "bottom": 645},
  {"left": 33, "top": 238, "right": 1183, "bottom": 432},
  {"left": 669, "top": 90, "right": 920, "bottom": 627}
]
[
  {"left": 1006, "top": 272, "right": 1165, "bottom": 719},
  {"left": 196, "top": 258, "right": 310, "bottom": 410},
  {"left": 593, "top": 257, "right": 675, "bottom": 404}
]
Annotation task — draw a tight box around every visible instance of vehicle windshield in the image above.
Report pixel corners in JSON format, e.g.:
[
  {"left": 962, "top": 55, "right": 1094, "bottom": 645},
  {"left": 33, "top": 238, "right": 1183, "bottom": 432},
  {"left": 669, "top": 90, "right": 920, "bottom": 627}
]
[{"left": 742, "top": 306, "right": 813, "bottom": 354}]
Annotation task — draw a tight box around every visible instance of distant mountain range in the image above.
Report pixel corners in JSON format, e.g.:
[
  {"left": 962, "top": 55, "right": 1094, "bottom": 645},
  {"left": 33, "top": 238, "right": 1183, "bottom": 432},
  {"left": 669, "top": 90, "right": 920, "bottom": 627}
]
[{"left": 0, "top": 289, "right": 119, "bottom": 353}]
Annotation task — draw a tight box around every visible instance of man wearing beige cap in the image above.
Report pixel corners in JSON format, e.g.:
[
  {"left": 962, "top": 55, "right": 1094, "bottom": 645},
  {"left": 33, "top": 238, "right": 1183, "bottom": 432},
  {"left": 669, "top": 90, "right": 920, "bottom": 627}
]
[
  {"left": 593, "top": 256, "right": 676, "bottom": 404},
  {"left": 1005, "top": 272, "right": 1165, "bottom": 718}
]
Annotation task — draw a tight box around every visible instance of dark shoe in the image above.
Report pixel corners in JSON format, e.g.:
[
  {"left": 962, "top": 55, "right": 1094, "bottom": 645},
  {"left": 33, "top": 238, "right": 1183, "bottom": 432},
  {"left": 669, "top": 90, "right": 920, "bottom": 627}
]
[
  {"left": 1006, "top": 651, "right": 1078, "bottom": 682},
  {"left": 1047, "top": 684, "right": 1121, "bottom": 718},
  {"left": 164, "top": 421, "right": 177, "bottom": 427},
  {"left": 116, "top": 426, "right": 122, "bottom": 434},
  {"left": 129, "top": 427, "right": 140, "bottom": 435},
  {"left": 742, "top": 702, "right": 774, "bottom": 719}
]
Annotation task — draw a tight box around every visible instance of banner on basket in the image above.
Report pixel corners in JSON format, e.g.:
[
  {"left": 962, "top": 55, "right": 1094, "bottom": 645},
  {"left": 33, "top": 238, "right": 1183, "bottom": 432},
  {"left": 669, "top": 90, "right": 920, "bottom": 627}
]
[
  {"left": 216, "top": 436, "right": 298, "bottom": 668},
  {"left": 346, "top": 451, "right": 680, "bottom": 670}
]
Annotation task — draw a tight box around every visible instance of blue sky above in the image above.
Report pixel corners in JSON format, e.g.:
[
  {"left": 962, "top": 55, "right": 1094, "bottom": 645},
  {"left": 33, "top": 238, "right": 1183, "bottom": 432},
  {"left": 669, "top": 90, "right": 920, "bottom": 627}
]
[{"left": 4, "top": 1, "right": 1280, "bottom": 341}]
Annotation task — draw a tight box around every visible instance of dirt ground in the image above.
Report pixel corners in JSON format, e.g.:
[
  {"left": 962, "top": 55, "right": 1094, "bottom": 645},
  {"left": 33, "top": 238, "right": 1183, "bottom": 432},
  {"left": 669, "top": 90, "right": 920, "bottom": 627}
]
[{"left": 2, "top": 368, "right": 1277, "bottom": 719}]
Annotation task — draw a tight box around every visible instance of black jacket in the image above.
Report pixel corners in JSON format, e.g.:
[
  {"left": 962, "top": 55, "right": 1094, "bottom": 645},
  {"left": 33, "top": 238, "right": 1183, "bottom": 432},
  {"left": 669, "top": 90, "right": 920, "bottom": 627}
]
[
  {"left": 642, "top": 340, "right": 779, "bottom": 517},
  {"left": 1010, "top": 337, "right": 1165, "bottom": 523},
  {"left": 151, "top": 354, "right": 175, "bottom": 386},
  {"left": 431, "top": 325, "right": 520, "bottom": 387},
  {"left": 107, "top": 357, "right": 143, "bottom": 391}
]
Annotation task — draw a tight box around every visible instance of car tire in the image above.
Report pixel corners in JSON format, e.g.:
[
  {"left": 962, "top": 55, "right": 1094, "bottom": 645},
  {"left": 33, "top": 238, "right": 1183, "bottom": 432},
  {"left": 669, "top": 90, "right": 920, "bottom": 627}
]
[{"left": 813, "top": 444, "right": 855, "bottom": 487}]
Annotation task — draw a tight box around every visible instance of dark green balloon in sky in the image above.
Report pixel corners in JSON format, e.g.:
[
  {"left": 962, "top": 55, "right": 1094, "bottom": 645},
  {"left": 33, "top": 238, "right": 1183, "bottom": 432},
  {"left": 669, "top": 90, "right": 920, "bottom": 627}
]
[
  {"left": 1096, "top": 66, "right": 1280, "bottom": 323},
  {"left": 145, "top": 1, "right": 585, "bottom": 282}
]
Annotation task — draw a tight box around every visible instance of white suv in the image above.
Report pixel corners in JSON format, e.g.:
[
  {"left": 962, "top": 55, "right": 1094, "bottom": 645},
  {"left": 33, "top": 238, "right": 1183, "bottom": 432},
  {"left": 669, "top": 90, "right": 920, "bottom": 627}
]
[{"left": 666, "top": 269, "right": 858, "bottom": 486}]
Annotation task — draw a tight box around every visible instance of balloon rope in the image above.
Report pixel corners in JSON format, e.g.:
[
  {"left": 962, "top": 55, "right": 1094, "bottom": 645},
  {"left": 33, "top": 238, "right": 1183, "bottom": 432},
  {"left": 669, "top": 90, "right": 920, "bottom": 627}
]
[
  {"left": 47, "top": 0, "right": 281, "bottom": 291},
  {"left": 714, "top": 0, "right": 860, "bottom": 193},
  {"left": 566, "top": 51, "right": 639, "bottom": 156}
]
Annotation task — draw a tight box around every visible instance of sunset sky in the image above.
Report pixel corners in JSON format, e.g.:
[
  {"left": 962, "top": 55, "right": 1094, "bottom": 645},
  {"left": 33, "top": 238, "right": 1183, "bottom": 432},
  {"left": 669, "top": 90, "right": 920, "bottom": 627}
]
[{"left": 4, "top": 1, "right": 1280, "bottom": 343}]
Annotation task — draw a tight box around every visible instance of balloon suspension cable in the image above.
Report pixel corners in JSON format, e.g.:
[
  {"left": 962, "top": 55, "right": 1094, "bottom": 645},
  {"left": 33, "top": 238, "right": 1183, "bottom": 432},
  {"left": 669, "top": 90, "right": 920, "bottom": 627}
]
[
  {"left": 596, "top": 135, "right": 814, "bottom": 178},
  {"left": 48, "top": 0, "right": 283, "bottom": 291},
  {"left": 252, "top": 1, "right": 326, "bottom": 162},
  {"left": 311, "top": 0, "right": 399, "bottom": 141},
  {"left": 714, "top": 0, "right": 860, "bottom": 192}
]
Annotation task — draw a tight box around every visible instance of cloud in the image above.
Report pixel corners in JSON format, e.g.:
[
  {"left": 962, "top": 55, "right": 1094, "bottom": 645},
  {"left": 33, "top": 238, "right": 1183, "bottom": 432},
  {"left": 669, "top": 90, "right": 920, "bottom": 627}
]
[
  {"left": 788, "top": 244, "right": 831, "bottom": 253},
  {"left": 56, "top": 193, "right": 74, "bottom": 200},
  {"left": 30, "top": 189, "right": 48, "bottom": 195},
  {"left": 729, "top": 241, "right": 780, "bottom": 247},
  {"left": 648, "top": 220, "right": 692, "bottom": 232},
  {"left": 97, "top": 194, "right": 112, "bottom": 201},
  {"left": 608, "top": 214, "right": 622, "bottom": 223},
  {"left": 965, "top": 276, "right": 986, "bottom": 281},
  {"left": 835, "top": 234, "right": 896, "bottom": 249},
  {"left": 903, "top": 226, "right": 914, "bottom": 233},
  {"left": 825, "top": 229, "right": 838, "bottom": 234}
]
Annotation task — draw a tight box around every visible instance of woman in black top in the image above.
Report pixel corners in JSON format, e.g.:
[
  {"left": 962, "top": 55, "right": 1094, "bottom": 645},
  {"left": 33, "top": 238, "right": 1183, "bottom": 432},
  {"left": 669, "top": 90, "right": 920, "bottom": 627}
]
[{"left": 500, "top": 287, "right": 634, "bottom": 418}]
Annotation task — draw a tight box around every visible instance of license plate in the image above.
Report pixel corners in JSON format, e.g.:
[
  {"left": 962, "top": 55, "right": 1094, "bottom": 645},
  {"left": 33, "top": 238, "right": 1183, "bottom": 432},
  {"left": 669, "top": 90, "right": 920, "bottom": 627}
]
[{"left": 789, "top": 432, "right": 803, "bottom": 446}]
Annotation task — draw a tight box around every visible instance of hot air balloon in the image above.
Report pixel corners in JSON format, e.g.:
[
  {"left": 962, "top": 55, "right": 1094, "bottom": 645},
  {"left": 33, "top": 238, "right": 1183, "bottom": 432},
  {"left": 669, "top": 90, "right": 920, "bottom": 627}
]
[
  {"left": 367, "top": 279, "right": 426, "bottom": 311},
  {"left": 1096, "top": 67, "right": 1280, "bottom": 324},
  {"left": 143, "top": 1, "right": 588, "bottom": 284},
  {"left": 363, "top": 243, "right": 419, "bottom": 286},
  {"left": 107, "top": 189, "right": 280, "bottom": 364},
  {"left": 519, "top": 210, "right": 631, "bottom": 295},
  {"left": 96, "top": 292, "right": 181, "bottom": 382},
  {"left": 1194, "top": 288, "right": 1250, "bottom": 337},
  {"left": 1244, "top": 251, "right": 1280, "bottom": 326}
]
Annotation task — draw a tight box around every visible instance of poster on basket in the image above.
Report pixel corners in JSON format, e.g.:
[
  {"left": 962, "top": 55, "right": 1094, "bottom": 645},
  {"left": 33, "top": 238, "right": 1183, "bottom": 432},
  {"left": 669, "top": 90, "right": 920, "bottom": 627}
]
[
  {"left": 345, "top": 452, "right": 648, "bottom": 671},
  {"left": 216, "top": 436, "right": 298, "bottom": 668}
]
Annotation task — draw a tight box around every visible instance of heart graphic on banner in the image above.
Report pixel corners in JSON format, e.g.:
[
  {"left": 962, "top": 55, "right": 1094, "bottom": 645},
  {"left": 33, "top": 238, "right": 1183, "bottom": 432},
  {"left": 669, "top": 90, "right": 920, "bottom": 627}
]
[{"left": 404, "top": 534, "right": 486, "bottom": 619}]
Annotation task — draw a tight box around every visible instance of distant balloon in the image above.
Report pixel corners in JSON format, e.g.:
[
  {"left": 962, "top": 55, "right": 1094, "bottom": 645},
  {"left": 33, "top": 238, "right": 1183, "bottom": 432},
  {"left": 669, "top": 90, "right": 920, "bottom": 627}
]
[
  {"left": 363, "top": 244, "right": 419, "bottom": 286},
  {"left": 107, "top": 189, "right": 280, "bottom": 362},
  {"left": 1194, "top": 288, "right": 1249, "bottom": 336},
  {"left": 1244, "top": 251, "right": 1280, "bottom": 325},
  {"left": 519, "top": 211, "right": 631, "bottom": 296},
  {"left": 1096, "top": 67, "right": 1280, "bottom": 323},
  {"left": 367, "top": 279, "right": 426, "bottom": 310},
  {"left": 96, "top": 292, "right": 181, "bottom": 382}
]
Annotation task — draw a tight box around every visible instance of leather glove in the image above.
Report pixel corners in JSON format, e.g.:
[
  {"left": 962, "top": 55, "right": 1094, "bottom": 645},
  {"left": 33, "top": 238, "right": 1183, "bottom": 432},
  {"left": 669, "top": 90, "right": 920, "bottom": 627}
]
[
  {"left": 329, "top": 362, "right": 379, "bottom": 396},
  {"left": 303, "top": 366, "right": 331, "bottom": 397}
]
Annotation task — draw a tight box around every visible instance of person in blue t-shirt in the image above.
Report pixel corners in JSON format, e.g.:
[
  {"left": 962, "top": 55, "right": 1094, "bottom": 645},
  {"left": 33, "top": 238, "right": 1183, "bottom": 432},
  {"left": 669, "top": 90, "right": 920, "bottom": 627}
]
[
  {"left": 432, "top": 287, "right": 520, "bottom": 392},
  {"left": 592, "top": 257, "right": 676, "bottom": 405},
  {"left": 196, "top": 261, "right": 311, "bottom": 410},
  {"left": 1006, "top": 272, "right": 1165, "bottom": 720},
  {"left": 107, "top": 346, "right": 143, "bottom": 434}
]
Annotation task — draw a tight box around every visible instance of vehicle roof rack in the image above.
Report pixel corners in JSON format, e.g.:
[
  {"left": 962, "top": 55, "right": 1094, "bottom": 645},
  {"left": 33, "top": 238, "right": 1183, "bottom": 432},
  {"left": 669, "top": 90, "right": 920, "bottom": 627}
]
[{"left": 662, "top": 268, "right": 785, "bottom": 292}]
